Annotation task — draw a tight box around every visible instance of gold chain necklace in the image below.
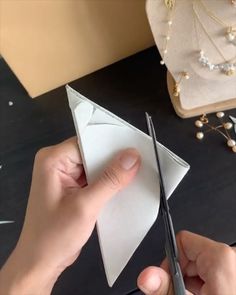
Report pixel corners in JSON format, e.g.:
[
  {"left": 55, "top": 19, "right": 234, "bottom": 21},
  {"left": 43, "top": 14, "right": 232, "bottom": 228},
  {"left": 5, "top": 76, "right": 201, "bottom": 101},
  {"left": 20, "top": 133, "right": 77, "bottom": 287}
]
[
  {"left": 199, "top": 0, "right": 236, "bottom": 43},
  {"left": 193, "top": 2, "right": 236, "bottom": 76}
]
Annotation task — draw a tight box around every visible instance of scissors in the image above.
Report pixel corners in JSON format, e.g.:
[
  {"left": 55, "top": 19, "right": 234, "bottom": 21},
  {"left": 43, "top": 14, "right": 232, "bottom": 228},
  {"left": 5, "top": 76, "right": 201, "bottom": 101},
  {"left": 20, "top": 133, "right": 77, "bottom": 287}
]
[{"left": 126, "top": 113, "right": 185, "bottom": 295}]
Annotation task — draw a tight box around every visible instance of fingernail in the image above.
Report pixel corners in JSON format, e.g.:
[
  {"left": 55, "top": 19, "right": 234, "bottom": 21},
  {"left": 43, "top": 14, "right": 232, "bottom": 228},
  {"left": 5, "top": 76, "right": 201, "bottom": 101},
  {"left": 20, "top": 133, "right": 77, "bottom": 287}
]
[
  {"left": 119, "top": 150, "right": 139, "bottom": 170},
  {"left": 139, "top": 274, "right": 161, "bottom": 294}
]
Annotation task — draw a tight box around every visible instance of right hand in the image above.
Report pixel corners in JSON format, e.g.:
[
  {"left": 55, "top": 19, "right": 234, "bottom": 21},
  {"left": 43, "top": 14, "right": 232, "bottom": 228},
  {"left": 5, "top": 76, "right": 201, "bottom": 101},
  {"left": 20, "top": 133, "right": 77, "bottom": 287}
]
[{"left": 137, "top": 231, "right": 236, "bottom": 295}]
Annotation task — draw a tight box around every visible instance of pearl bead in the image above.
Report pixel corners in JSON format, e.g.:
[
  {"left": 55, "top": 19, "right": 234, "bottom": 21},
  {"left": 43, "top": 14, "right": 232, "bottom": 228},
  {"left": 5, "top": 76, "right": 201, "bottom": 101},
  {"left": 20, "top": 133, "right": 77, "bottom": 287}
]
[
  {"left": 160, "top": 60, "right": 165, "bottom": 65},
  {"left": 163, "top": 49, "right": 168, "bottom": 54},
  {"left": 166, "top": 36, "right": 170, "bottom": 40},
  {"left": 200, "top": 50, "right": 204, "bottom": 56},
  {"left": 224, "top": 122, "right": 233, "bottom": 130},
  {"left": 195, "top": 120, "right": 203, "bottom": 128},
  {"left": 183, "top": 72, "right": 190, "bottom": 80},
  {"left": 168, "top": 20, "right": 172, "bottom": 26},
  {"left": 8, "top": 101, "right": 13, "bottom": 106},
  {"left": 227, "top": 33, "right": 235, "bottom": 41},
  {"left": 232, "top": 146, "right": 236, "bottom": 153},
  {"left": 196, "top": 132, "right": 204, "bottom": 140},
  {"left": 216, "top": 112, "right": 225, "bottom": 118},
  {"left": 227, "top": 139, "right": 236, "bottom": 147}
]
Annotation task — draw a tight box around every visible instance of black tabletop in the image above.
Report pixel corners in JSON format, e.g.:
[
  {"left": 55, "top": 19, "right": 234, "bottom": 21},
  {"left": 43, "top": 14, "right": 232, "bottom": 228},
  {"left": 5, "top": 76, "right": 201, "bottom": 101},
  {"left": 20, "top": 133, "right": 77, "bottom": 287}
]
[{"left": 1, "top": 47, "right": 236, "bottom": 295}]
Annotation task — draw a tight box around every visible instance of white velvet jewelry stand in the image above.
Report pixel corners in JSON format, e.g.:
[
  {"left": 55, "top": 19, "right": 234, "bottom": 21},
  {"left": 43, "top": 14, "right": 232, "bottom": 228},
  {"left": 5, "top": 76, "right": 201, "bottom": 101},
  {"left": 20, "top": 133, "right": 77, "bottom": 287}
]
[{"left": 146, "top": 0, "right": 236, "bottom": 118}]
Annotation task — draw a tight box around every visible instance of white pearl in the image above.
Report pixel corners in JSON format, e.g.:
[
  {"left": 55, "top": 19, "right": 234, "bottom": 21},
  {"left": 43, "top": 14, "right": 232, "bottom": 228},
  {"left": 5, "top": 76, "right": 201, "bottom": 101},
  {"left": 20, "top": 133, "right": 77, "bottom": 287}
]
[
  {"left": 196, "top": 132, "right": 204, "bottom": 139},
  {"left": 216, "top": 112, "right": 225, "bottom": 118},
  {"left": 184, "top": 73, "right": 190, "bottom": 80},
  {"left": 232, "top": 146, "right": 236, "bottom": 153},
  {"left": 163, "top": 49, "right": 168, "bottom": 54},
  {"left": 8, "top": 101, "right": 13, "bottom": 106},
  {"left": 166, "top": 36, "right": 170, "bottom": 40},
  {"left": 168, "top": 20, "right": 172, "bottom": 26},
  {"left": 0, "top": 164, "right": 2, "bottom": 170},
  {"left": 227, "top": 139, "right": 236, "bottom": 147},
  {"left": 195, "top": 120, "right": 203, "bottom": 128},
  {"left": 224, "top": 122, "right": 233, "bottom": 130},
  {"left": 227, "top": 33, "right": 235, "bottom": 41},
  {"left": 200, "top": 50, "right": 204, "bottom": 56},
  {"left": 160, "top": 60, "right": 165, "bottom": 65}
]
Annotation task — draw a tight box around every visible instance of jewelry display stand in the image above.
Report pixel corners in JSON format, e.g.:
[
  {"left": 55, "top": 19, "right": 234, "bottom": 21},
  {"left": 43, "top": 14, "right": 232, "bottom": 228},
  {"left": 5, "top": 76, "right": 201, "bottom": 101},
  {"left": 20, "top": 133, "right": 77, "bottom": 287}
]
[
  {"left": 146, "top": 0, "right": 236, "bottom": 118},
  {"left": 167, "top": 71, "right": 236, "bottom": 118}
]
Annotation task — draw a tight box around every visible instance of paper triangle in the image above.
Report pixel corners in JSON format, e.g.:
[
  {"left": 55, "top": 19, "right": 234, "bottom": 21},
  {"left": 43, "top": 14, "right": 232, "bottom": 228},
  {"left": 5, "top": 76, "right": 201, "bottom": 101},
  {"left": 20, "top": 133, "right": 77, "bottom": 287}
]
[{"left": 66, "top": 85, "right": 190, "bottom": 286}]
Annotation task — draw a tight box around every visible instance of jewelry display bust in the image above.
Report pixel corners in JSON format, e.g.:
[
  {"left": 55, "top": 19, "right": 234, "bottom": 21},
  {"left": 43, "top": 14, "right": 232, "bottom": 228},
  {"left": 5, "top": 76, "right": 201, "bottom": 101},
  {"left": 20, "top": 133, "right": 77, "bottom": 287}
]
[{"left": 146, "top": 0, "right": 236, "bottom": 118}]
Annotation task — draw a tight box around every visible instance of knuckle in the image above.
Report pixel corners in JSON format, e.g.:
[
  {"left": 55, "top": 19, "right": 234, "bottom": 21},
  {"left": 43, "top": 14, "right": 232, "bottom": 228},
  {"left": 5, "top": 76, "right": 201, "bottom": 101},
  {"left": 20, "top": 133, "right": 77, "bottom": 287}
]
[
  {"left": 219, "top": 243, "right": 235, "bottom": 259},
  {"left": 34, "top": 146, "right": 56, "bottom": 169},
  {"left": 100, "top": 166, "right": 121, "bottom": 190},
  {"left": 176, "top": 230, "right": 188, "bottom": 240}
]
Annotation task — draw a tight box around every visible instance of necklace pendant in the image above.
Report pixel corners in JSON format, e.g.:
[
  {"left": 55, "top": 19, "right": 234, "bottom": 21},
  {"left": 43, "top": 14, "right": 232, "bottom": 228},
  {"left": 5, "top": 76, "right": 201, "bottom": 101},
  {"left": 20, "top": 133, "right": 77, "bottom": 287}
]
[
  {"left": 164, "top": 0, "right": 175, "bottom": 10},
  {"left": 225, "top": 68, "right": 235, "bottom": 76},
  {"left": 226, "top": 27, "right": 236, "bottom": 42},
  {"left": 223, "top": 64, "right": 236, "bottom": 76}
]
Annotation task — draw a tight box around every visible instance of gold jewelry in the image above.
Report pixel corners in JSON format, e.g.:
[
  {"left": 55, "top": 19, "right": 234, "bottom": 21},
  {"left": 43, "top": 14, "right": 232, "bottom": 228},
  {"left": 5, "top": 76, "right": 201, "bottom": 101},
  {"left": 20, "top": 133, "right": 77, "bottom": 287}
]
[
  {"left": 199, "top": 0, "right": 236, "bottom": 42},
  {"left": 160, "top": 0, "right": 176, "bottom": 65},
  {"left": 195, "top": 112, "right": 236, "bottom": 153},
  {"left": 193, "top": 2, "right": 236, "bottom": 76},
  {"left": 173, "top": 72, "right": 190, "bottom": 97},
  {"left": 164, "top": 0, "right": 175, "bottom": 10}
]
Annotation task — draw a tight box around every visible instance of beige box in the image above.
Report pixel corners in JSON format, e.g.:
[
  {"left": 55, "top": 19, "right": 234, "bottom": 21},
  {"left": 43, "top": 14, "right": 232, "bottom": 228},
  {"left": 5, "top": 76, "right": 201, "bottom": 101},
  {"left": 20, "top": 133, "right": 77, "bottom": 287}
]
[{"left": 0, "top": 0, "right": 154, "bottom": 98}]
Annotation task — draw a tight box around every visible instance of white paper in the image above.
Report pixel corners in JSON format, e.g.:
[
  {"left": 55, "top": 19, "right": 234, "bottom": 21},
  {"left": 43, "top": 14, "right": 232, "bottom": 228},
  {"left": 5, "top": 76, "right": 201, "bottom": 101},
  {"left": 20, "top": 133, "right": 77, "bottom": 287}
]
[{"left": 67, "top": 85, "right": 190, "bottom": 286}]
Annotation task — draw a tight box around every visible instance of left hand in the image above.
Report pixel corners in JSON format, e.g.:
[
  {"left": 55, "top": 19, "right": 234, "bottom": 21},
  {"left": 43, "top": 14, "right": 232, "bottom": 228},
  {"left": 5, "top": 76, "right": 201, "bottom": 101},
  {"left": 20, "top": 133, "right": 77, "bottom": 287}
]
[{"left": 0, "top": 137, "right": 141, "bottom": 294}]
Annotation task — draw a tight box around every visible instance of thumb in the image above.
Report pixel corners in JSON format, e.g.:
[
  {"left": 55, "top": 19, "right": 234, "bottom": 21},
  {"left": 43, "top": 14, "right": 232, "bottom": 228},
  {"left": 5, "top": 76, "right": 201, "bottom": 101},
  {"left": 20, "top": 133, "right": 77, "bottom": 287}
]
[
  {"left": 137, "top": 266, "right": 193, "bottom": 295},
  {"left": 83, "top": 148, "right": 141, "bottom": 211},
  {"left": 137, "top": 266, "right": 173, "bottom": 295}
]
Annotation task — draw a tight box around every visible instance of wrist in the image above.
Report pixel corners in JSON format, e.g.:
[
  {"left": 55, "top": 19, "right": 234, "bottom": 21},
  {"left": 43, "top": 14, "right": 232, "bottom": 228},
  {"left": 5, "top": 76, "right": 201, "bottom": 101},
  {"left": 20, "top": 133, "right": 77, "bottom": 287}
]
[{"left": 0, "top": 246, "right": 61, "bottom": 295}]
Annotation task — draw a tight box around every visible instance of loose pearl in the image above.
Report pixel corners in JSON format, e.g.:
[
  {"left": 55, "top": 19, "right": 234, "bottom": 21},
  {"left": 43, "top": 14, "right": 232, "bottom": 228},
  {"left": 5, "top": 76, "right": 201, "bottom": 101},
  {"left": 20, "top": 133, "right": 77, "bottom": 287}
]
[
  {"left": 232, "top": 146, "right": 236, "bottom": 153},
  {"left": 216, "top": 112, "right": 225, "bottom": 118},
  {"left": 227, "top": 139, "right": 236, "bottom": 147},
  {"left": 195, "top": 120, "right": 203, "bottom": 128},
  {"left": 160, "top": 60, "right": 165, "bottom": 65},
  {"left": 224, "top": 122, "right": 233, "bottom": 130},
  {"left": 168, "top": 20, "right": 172, "bottom": 26},
  {"left": 196, "top": 132, "right": 204, "bottom": 140}
]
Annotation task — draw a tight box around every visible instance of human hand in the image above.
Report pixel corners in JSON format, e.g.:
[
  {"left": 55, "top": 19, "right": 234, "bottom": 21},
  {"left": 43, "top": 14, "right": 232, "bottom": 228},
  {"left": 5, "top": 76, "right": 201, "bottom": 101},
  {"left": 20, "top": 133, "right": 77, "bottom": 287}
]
[
  {"left": 137, "top": 231, "right": 236, "bottom": 295},
  {"left": 0, "top": 137, "right": 141, "bottom": 295}
]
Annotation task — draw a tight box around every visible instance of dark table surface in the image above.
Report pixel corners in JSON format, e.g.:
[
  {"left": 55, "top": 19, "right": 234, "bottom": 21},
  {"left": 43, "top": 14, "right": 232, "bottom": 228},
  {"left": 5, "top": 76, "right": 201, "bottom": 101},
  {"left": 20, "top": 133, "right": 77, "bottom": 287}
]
[{"left": 1, "top": 47, "right": 236, "bottom": 295}]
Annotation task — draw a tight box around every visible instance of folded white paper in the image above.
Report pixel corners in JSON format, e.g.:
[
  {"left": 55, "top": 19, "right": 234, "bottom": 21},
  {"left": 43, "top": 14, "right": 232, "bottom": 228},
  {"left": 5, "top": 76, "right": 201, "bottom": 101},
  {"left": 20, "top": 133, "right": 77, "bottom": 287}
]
[{"left": 66, "top": 85, "right": 190, "bottom": 286}]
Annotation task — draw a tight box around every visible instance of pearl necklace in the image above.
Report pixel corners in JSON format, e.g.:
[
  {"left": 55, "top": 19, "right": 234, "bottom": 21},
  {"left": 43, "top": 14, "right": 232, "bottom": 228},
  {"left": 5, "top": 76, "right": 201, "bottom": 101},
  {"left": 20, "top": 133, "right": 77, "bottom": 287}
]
[
  {"left": 160, "top": 0, "right": 176, "bottom": 65},
  {"left": 198, "top": 50, "right": 236, "bottom": 76},
  {"left": 199, "top": 0, "right": 236, "bottom": 45},
  {"left": 193, "top": 2, "right": 236, "bottom": 76}
]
